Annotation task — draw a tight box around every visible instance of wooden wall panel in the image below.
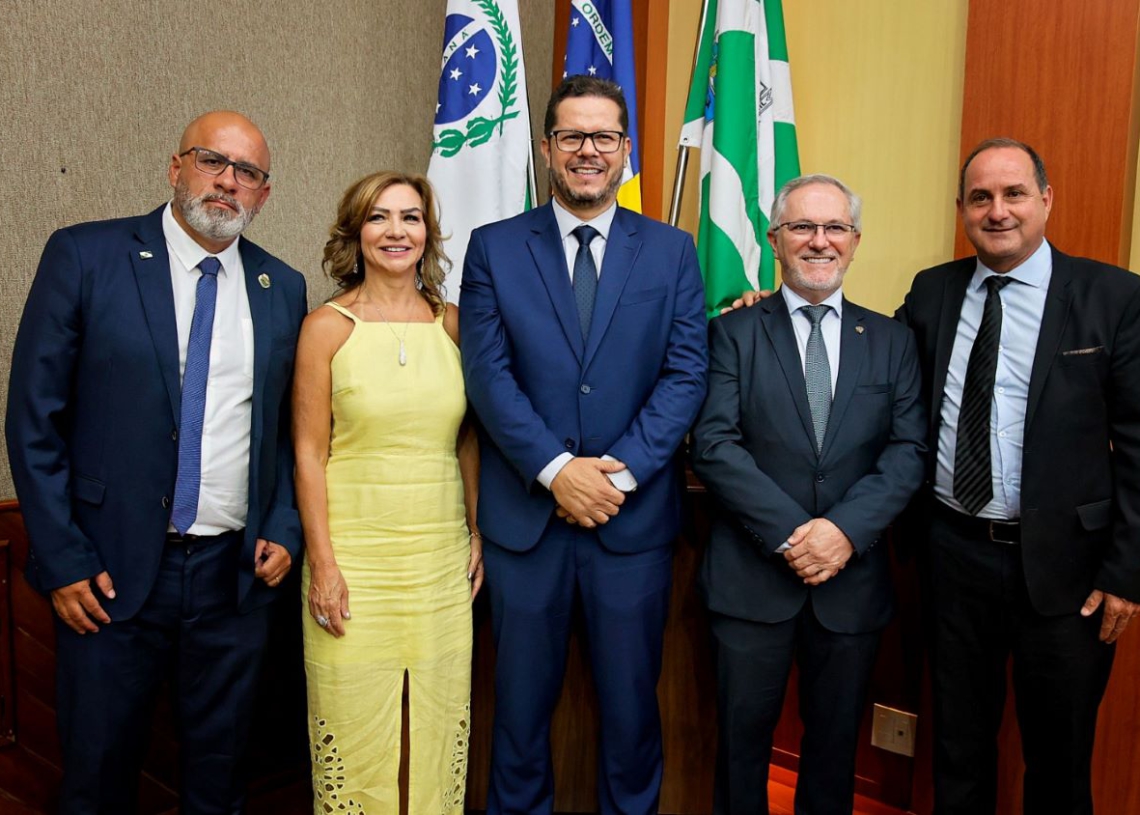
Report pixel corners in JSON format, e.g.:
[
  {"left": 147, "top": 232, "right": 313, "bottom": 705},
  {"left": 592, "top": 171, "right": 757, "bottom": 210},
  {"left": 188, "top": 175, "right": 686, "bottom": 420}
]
[{"left": 957, "top": 0, "right": 1140, "bottom": 266}]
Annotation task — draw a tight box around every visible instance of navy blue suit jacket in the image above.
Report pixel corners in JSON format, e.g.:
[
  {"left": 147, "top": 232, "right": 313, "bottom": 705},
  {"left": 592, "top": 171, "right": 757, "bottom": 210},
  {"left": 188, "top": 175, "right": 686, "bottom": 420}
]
[
  {"left": 460, "top": 203, "right": 708, "bottom": 553},
  {"left": 6, "top": 206, "right": 307, "bottom": 618},
  {"left": 691, "top": 290, "right": 926, "bottom": 634}
]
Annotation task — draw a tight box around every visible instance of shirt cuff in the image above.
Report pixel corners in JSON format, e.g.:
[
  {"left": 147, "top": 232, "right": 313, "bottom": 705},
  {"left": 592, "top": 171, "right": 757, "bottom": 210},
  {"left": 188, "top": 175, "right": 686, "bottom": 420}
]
[
  {"left": 601, "top": 454, "right": 638, "bottom": 492},
  {"left": 775, "top": 541, "right": 792, "bottom": 553},
  {"left": 537, "top": 453, "right": 575, "bottom": 490}
]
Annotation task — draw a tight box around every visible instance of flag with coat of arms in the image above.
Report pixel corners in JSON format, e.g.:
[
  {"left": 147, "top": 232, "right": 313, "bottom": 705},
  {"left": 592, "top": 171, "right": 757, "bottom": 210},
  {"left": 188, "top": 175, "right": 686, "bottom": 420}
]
[
  {"left": 680, "top": 0, "right": 800, "bottom": 317},
  {"left": 563, "top": 0, "right": 642, "bottom": 212},
  {"left": 428, "top": 0, "right": 535, "bottom": 303}
]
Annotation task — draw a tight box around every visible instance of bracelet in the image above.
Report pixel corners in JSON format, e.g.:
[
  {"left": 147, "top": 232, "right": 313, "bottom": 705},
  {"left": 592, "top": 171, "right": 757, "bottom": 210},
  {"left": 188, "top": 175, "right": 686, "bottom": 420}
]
[{"left": 469, "top": 531, "right": 482, "bottom": 540}]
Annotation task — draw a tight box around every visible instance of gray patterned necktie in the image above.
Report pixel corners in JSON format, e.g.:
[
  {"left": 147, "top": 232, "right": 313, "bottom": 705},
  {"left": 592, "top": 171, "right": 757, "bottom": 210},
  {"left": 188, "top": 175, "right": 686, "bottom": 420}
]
[
  {"left": 572, "top": 225, "right": 599, "bottom": 340},
  {"left": 802, "top": 304, "right": 832, "bottom": 452}
]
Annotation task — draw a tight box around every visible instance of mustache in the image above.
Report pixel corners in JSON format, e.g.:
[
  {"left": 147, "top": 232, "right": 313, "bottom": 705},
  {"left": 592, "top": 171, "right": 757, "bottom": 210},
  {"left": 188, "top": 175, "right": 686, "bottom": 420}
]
[{"left": 200, "top": 192, "right": 244, "bottom": 212}]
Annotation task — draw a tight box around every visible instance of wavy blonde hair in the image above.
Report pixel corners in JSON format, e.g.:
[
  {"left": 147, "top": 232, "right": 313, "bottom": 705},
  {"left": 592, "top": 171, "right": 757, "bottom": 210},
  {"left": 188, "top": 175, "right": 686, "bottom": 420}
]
[{"left": 322, "top": 171, "right": 450, "bottom": 314}]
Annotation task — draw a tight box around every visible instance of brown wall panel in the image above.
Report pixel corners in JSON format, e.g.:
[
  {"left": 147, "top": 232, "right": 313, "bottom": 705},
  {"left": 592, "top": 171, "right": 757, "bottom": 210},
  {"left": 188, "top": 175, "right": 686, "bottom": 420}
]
[{"left": 957, "top": 0, "right": 1140, "bottom": 266}]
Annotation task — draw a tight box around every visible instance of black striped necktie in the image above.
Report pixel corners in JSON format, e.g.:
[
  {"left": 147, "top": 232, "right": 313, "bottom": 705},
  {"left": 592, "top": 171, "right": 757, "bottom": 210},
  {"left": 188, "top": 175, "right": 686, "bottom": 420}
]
[{"left": 953, "top": 274, "right": 1013, "bottom": 515}]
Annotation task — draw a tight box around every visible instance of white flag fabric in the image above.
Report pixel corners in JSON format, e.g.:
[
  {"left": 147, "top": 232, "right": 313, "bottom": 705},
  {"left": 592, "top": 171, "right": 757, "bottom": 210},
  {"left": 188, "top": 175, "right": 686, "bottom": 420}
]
[{"left": 427, "top": 0, "right": 535, "bottom": 303}]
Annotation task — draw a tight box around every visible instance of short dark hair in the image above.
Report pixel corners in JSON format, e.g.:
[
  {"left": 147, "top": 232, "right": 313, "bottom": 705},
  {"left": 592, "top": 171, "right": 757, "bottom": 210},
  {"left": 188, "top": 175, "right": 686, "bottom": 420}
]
[
  {"left": 958, "top": 137, "right": 1049, "bottom": 200},
  {"left": 543, "top": 75, "right": 629, "bottom": 135}
]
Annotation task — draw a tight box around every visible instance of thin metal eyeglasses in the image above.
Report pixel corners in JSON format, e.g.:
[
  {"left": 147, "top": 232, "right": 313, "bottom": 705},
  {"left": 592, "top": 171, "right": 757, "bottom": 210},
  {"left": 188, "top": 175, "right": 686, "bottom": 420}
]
[
  {"left": 775, "top": 221, "right": 858, "bottom": 237},
  {"left": 547, "top": 130, "right": 627, "bottom": 153},
  {"left": 179, "top": 147, "right": 270, "bottom": 190}
]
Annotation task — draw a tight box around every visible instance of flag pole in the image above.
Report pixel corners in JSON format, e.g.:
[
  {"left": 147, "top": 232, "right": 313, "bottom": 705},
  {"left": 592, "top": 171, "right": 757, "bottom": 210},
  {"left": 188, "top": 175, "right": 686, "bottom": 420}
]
[{"left": 668, "top": 145, "right": 690, "bottom": 228}]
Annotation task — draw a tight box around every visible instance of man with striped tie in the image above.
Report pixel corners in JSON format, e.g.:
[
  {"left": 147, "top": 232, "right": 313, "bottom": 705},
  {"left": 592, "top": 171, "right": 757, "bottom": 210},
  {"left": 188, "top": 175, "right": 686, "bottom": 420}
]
[
  {"left": 6, "top": 111, "right": 307, "bottom": 814},
  {"left": 897, "top": 138, "right": 1140, "bottom": 815}
]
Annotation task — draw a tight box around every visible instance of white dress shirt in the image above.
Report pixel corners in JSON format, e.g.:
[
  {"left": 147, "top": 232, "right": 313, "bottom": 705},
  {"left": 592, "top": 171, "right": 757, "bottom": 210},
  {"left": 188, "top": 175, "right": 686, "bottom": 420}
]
[
  {"left": 536, "top": 200, "right": 636, "bottom": 492},
  {"left": 781, "top": 284, "right": 843, "bottom": 396},
  {"left": 162, "top": 203, "right": 254, "bottom": 534},
  {"left": 934, "top": 239, "right": 1051, "bottom": 520}
]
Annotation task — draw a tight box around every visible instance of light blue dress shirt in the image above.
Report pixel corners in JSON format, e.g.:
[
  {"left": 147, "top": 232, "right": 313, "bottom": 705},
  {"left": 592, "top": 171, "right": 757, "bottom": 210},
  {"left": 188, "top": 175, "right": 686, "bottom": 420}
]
[{"left": 934, "top": 239, "right": 1052, "bottom": 520}]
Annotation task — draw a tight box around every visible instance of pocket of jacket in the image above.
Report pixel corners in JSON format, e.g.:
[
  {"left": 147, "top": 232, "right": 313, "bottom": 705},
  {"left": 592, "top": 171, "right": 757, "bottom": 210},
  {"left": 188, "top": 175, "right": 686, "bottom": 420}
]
[
  {"left": 1076, "top": 498, "right": 1111, "bottom": 531},
  {"left": 72, "top": 475, "right": 106, "bottom": 506},
  {"left": 854, "top": 383, "right": 890, "bottom": 394},
  {"left": 619, "top": 286, "right": 667, "bottom": 306}
]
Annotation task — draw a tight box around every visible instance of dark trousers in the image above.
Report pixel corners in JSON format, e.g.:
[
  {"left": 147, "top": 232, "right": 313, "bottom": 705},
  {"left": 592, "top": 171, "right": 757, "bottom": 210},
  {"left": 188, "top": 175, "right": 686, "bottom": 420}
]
[
  {"left": 482, "top": 522, "right": 673, "bottom": 815},
  {"left": 927, "top": 508, "right": 1115, "bottom": 815},
  {"left": 710, "top": 603, "right": 881, "bottom": 815},
  {"left": 55, "top": 531, "right": 272, "bottom": 815}
]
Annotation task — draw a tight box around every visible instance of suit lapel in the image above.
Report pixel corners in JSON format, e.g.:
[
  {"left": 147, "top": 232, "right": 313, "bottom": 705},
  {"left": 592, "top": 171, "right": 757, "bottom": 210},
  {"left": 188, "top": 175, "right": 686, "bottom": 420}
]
[
  {"left": 821, "top": 301, "right": 868, "bottom": 458},
  {"left": 931, "top": 261, "right": 973, "bottom": 437},
  {"left": 1025, "top": 247, "right": 1073, "bottom": 431},
  {"left": 130, "top": 208, "right": 181, "bottom": 422},
  {"left": 584, "top": 208, "right": 639, "bottom": 366},
  {"left": 241, "top": 242, "right": 272, "bottom": 442},
  {"left": 760, "top": 291, "right": 817, "bottom": 450},
  {"left": 528, "top": 205, "right": 584, "bottom": 362}
]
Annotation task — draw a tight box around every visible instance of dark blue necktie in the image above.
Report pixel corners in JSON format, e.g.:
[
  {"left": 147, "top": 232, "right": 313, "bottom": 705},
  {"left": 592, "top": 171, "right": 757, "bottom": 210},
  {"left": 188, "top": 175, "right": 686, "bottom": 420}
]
[
  {"left": 954, "top": 275, "right": 1014, "bottom": 515},
  {"left": 572, "top": 225, "right": 599, "bottom": 340},
  {"left": 801, "top": 304, "right": 832, "bottom": 452},
  {"left": 171, "top": 256, "right": 221, "bottom": 534}
]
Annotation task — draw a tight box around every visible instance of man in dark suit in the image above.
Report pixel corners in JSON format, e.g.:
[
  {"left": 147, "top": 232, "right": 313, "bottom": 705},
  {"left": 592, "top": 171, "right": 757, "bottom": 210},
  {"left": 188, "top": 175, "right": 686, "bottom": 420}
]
[
  {"left": 6, "top": 110, "right": 307, "bottom": 814},
  {"left": 691, "top": 174, "right": 926, "bottom": 814},
  {"left": 897, "top": 138, "right": 1140, "bottom": 814},
  {"left": 460, "top": 76, "right": 707, "bottom": 815}
]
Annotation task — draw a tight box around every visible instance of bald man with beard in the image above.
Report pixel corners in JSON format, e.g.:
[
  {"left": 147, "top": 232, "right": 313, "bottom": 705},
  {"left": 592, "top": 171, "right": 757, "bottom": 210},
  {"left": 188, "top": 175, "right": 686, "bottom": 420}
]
[{"left": 7, "top": 111, "right": 307, "bottom": 814}]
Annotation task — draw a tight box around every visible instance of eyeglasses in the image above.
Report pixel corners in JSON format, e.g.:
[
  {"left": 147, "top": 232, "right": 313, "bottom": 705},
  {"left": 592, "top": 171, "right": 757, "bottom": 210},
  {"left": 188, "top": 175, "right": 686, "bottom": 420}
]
[
  {"left": 775, "top": 221, "right": 858, "bottom": 238},
  {"left": 179, "top": 147, "right": 270, "bottom": 190},
  {"left": 547, "top": 130, "right": 626, "bottom": 153}
]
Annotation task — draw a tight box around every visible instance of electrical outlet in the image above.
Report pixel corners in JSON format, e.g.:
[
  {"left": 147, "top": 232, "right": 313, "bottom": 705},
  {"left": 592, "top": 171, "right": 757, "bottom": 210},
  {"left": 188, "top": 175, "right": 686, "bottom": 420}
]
[{"left": 871, "top": 703, "right": 917, "bottom": 757}]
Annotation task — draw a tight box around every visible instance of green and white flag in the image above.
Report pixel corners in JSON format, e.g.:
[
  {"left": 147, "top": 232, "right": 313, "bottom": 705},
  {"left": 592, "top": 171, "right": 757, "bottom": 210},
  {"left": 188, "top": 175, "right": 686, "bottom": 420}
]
[
  {"left": 428, "top": 0, "right": 535, "bottom": 303},
  {"left": 680, "top": 0, "right": 800, "bottom": 317}
]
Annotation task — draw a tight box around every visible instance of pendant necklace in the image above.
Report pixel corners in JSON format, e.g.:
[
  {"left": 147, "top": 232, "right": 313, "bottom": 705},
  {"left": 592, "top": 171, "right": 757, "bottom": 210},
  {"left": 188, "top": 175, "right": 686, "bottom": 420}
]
[{"left": 368, "top": 301, "right": 410, "bottom": 366}]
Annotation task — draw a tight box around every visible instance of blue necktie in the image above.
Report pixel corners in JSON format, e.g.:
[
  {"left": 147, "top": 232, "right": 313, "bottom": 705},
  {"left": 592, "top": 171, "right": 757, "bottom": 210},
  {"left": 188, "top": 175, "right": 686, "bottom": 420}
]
[
  {"left": 802, "top": 304, "right": 832, "bottom": 452},
  {"left": 572, "top": 225, "right": 599, "bottom": 340},
  {"left": 171, "top": 256, "right": 221, "bottom": 534}
]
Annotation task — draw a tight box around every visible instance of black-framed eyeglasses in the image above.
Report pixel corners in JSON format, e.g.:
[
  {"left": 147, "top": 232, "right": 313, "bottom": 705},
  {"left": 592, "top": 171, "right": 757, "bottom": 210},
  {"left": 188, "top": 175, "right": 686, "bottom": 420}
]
[
  {"left": 547, "top": 130, "right": 627, "bottom": 153},
  {"left": 179, "top": 147, "right": 270, "bottom": 190},
  {"left": 774, "top": 221, "right": 858, "bottom": 237}
]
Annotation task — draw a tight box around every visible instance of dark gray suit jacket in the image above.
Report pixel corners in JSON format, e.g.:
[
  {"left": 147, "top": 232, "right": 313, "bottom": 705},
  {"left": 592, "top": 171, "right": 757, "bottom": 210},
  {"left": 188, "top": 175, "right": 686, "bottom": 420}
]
[{"left": 692, "top": 289, "right": 926, "bottom": 634}]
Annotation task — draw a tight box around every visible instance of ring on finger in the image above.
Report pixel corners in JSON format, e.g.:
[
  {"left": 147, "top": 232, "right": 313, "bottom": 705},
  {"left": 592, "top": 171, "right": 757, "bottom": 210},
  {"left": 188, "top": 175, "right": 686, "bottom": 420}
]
[{"left": 316, "top": 615, "right": 330, "bottom": 628}]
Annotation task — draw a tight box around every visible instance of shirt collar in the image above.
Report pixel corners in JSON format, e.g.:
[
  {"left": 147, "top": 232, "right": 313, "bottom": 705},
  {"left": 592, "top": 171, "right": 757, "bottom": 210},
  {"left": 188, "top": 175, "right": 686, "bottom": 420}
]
[
  {"left": 781, "top": 284, "right": 844, "bottom": 320},
  {"left": 162, "top": 202, "right": 242, "bottom": 277},
  {"left": 551, "top": 197, "right": 617, "bottom": 243},
  {"left": 971, "top": 238, "right": 1052, "bottom": 291}
]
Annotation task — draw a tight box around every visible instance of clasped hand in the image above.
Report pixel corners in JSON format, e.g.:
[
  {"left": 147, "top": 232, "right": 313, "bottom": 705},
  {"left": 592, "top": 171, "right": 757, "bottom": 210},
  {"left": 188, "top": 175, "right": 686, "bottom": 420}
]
[
  {"left": 551, "top": 457, "right": 627, "bottom": 527},
  {"left": 783, "top": 518, "right": 855, "bottom": 586}
]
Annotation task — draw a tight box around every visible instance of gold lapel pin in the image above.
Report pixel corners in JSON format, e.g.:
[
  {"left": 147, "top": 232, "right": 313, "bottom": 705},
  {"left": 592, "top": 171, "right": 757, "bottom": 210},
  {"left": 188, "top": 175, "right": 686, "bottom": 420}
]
[
  {"left": 855, "top": 325, "right": 865, "bottom": 334},
  {"left": 258, "top": 274, "right": 271, "bottom": 289},
  {"left": 139, "top": 251, "right": 153, "bottom": 259}
]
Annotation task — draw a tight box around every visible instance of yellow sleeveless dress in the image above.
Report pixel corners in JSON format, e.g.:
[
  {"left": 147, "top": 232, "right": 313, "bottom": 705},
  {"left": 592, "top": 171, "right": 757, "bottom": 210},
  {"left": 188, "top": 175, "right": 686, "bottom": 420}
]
[{"left": 302, "top": 302, "right": 471, "bottom": 814}]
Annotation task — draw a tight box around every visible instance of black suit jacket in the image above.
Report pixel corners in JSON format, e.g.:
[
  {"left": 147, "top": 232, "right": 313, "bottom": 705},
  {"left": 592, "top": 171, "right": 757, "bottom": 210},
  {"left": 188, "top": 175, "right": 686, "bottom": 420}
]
[
  {"left": 691, "top": 289, "right": 927, "bottom": 634},
  {"left": 897, "top": 245, "right": 1140, "bottom": 614}
]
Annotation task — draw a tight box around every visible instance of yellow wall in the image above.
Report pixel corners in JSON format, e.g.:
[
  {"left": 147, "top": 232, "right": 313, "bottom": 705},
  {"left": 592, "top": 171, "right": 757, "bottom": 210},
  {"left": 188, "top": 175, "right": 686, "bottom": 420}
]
[{"left": 664, "top": 0, "right": 969, "bottom": 314}]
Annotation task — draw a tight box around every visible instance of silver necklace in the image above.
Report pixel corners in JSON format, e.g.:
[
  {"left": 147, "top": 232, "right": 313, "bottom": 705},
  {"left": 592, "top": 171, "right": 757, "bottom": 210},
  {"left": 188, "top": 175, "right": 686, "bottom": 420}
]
[{"left": 367, "top": 301, "right": 410, "bottom": 366}]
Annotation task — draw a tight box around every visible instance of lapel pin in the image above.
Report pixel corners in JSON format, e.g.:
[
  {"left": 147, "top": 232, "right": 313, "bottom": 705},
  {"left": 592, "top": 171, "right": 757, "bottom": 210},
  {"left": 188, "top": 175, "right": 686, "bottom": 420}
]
[
  {"left": 855, "top": 325, "right": 865, "bottom": 334},
  {"left": 258, "top": 274, "right": 271, "bottom": 289},
  {"left": 139, "top": 251, "right": 153, "bottom": 259}
]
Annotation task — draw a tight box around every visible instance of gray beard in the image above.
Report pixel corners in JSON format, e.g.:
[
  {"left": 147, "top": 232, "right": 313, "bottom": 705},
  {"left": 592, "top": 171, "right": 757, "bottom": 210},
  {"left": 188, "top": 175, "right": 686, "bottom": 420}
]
[{"left": 174, "top": 181, "right": 256, "bottom": 241}]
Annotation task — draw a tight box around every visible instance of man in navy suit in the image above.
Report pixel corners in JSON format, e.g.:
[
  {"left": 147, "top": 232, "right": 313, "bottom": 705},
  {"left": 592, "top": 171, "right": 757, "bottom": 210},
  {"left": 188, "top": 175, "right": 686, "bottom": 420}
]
[
  {"left": 460, "top": 76, "right": 708, "bottom": 814},
  {"left": 6, "top": 111, "right": 307, "bottom": 814},
  {"left": 691, "top": 175, "right": 926, "bottom": 814}
]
